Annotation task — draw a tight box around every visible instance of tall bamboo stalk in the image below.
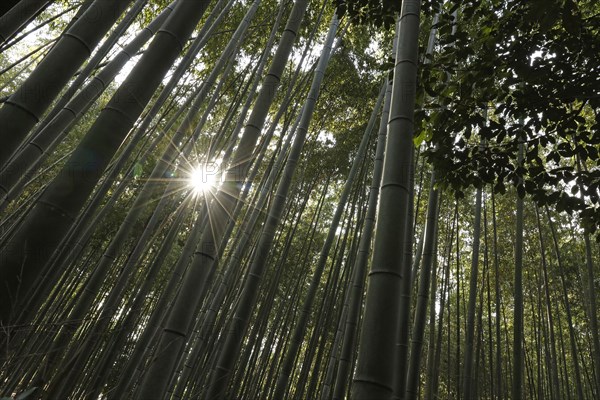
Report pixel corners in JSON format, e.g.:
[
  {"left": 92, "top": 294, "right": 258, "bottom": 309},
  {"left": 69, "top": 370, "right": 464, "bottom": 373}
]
[
  {"left": 351, "top": 1, "right": 421, "bottom": 397},
  {"left": 0, "top": 0, "right": 133, "bottom": 166}
]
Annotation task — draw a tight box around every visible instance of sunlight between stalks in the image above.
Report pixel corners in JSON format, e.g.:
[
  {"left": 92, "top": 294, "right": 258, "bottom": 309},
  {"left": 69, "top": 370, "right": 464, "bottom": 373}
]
[{"left": 188, "top": 164, "right": 218, "bottom": 195}]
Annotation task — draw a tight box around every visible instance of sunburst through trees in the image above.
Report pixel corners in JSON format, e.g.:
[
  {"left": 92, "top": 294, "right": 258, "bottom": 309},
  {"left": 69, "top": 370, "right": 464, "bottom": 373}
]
[{"left": 0, "top": 0, "right": 598, "bottom": 399}]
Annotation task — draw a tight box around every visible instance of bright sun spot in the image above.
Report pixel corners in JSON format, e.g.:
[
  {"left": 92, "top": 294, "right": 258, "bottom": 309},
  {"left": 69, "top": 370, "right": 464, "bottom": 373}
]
[{"left": 189, "top": 165, "right": 217, "bottom": 194}]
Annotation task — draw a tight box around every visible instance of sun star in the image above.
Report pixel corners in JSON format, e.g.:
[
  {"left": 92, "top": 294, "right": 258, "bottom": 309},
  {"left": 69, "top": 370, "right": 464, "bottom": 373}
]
[{"left": 189, "top": 164, "right": 217, "bottom": 194}]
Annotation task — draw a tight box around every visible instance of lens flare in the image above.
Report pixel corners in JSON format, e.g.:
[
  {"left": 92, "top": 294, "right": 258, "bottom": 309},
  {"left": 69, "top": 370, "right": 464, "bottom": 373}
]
[{"left": 189, "top": 164, "right": 217, "bottom": 194}]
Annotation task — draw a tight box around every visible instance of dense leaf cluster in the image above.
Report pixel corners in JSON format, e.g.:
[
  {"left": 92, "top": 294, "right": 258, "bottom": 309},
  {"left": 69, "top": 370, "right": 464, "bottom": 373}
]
[
  {"left": 336, "top": 0, "right": 599, "bottom": 235},
  {"left": 333, "top": 0, "right": 399, "bottom": 27},
  {"left": 337, "top": 0, "right": 599, "bottom": 235},
  {"left": 412, "top": 0, "right": 600, "bottom": 236}
]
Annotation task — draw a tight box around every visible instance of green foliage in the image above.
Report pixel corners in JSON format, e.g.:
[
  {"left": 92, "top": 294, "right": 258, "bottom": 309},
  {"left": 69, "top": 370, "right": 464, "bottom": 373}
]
[
  {"left": 415, "top": 0, "right": 600, "bottom": 237},
  {"left": 1, "top": 1, "right": 599, "bottom": 398},
  {"left": 334, "top": 0, "right": 399, "bottom": 27}
]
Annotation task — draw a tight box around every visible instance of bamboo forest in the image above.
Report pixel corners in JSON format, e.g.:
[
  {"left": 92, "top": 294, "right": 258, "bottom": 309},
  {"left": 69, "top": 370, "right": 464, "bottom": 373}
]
[{"left": 0, "top": 0, "right": 599, "bottom": 398}]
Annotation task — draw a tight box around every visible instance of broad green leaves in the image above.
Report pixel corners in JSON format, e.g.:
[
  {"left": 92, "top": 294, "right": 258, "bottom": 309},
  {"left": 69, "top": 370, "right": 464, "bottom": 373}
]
[{"left": 415, "top": 0, "right": 600, "bottom": 237}]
